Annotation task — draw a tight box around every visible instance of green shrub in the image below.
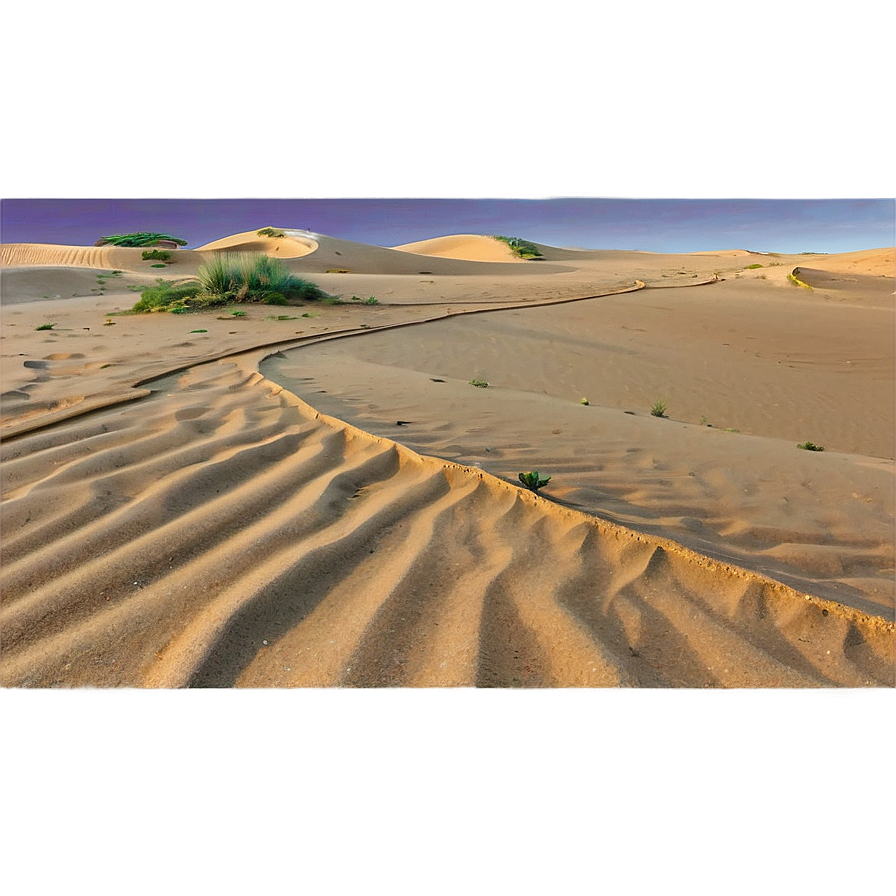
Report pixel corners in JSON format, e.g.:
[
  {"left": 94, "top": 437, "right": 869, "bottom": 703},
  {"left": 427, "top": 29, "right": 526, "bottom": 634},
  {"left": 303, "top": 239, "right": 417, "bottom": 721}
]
[
  {"left": 470, "top": 379, "right": 489, "bottom": 388},
  {"left": 196, "top": 254, "right": 328, "bottom": 306},
  {"left": 518, "top": 471, "right": 551, "bottom": 493},
  {"left": 131, "top": 279, "right": 203, "bottom": 312},
  {"left": 744, "top": 263, "right": 763, "bottom": 269},
  {"left": 36, "top": 322, "right": 55, "bottom": 331},
  {"left": 363, "top": 296, "right": 379, "bottom": 305},
  {"left": 493, "top": 235, "right": 543, "bottom": 259},
  {"left": 256, "top": 227, "right": 286, "bottom": 238},
  {"left": 797, "top": 441, "right": 825, "bottom": 451},
  {"left": 650, "top": 399, "right": 668, "bottom": 418},
  {"left": 142, "top": 249, "right": 171, "bottom": 261},
  {"left": 97, "top": 232, "right": 187, "bottom": 247}
]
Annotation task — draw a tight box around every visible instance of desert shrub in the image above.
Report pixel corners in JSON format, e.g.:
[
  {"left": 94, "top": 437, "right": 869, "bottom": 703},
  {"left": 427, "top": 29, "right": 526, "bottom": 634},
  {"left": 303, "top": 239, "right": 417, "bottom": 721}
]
[
  {"left": 469, "top": 379, "right": 489, "bottom": 388},
  {"left": 518, "top": 471, "right": 551, "bottom": 493},
  {"left": 256, "top": 227, "right": 286, "bottom": 238},
  {"left": 650, "top": 399, "right": 668, "bottom": 418},
  {"left": 797, "top": 441, "right": 825, "bottom": 451},
  {"left": 197, "top": 254, "right": 328, "bottom": 305},
  {"left": 493, "top": 235, "right": 543, "bottom": 259},
  {"left": 36, "top": 322, "right": 55, "bottom": 330},
  {"left": 131, "top": 278, "right": 203, "bottom": 312},
  {"left": 580, "top": 398, "right": 590, "bottom": 405},
  {"left": 363, "top": 296, "right": 379, "bottom": 305},
  {"left": 97, "top": 232, "right": 187, "bottom": 247},
  {"left": 744, "top": 263, "right": 763, "bottom": 269},
  {"left": 142, "top": 249, "right": 171, "bottom": 261}
]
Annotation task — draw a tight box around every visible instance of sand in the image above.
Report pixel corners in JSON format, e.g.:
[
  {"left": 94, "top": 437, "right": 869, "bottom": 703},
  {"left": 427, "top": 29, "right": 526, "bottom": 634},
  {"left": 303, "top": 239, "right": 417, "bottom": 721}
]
[{"left": 1, "top": 231, "right": 893, "bottom": 687}]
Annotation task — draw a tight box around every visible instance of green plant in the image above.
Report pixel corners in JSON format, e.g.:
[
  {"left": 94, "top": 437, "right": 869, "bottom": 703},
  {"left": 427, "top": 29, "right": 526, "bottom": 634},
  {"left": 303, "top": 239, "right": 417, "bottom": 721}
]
[
  {"left": 518, "top": 471, "right": 551, "bottom": 493},
  {"left": 196, "top": 254, "right": 329, "bottom": 306},
  {"left": 97, "top": 232, "right": 187, "bottom": 247},
  {"left": 321, "top": 296, "right": 343, "bottom": 305},
  {"left": 744, "top": 263, "right": 763, "bottom": 269},
  {"left": 493, "top": 235, "right": 543, "bottom": 259},
  {"left": 36, "top": 322, "right": 55, "bottom": 330},
  {"left": 130, "top": 278, "right": 204, "bottom": 313},
  {"left": 256, "top": 227, "right": 286, "bottom": 238},
  {"left": 650, "top": 399, "right": 668, "bottom": 418},
  {"left": 230, "top": 309, "right": 248, "bottom": 317},
  {"left": 797, "top": 441, "right": 825, "bottom": 451},
  {"left": 189, "top": 329, "right": 208, "bottom": 333},
  {"left": 580, "top": 398, "right": 589, "bottom": 405},
  {"left": 142, "top": 249, "right": 171, "bottom": 261},
  {"left": 151, "top": 263, "right": 167, "bottom": 268},
  {"left": 363, "top": 296, "right": 379, "bottom": 305},
  {"left": 470, "top": 379, "right": 489, "bottom": 388}
]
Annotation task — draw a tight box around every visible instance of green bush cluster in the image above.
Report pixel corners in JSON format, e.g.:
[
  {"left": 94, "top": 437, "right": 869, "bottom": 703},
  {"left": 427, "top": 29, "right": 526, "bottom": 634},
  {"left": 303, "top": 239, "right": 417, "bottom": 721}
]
[
  {"left": 142, "top": 249, "right": 171, "bottom": 261},
  {"left": 130, "top": 254, "right": 329, "bottom": 313},
  {"left": 493, "top": 235, "right": 543, "bottom": 259},
  {"left": 97, "top": 232, "right": 187, "bottom": 247},
  {"left": 257, "top": 227, "right": 286, "bottom": 238}
]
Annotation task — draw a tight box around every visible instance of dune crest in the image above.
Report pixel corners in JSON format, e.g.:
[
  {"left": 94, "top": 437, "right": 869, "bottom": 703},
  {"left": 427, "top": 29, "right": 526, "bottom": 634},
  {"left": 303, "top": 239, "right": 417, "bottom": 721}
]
[
  {"left": 392, "top": 234, "right": 524, "bottom": 263},
  {"left": 194, "top": 229, "right": 318, "bottom": 258}
]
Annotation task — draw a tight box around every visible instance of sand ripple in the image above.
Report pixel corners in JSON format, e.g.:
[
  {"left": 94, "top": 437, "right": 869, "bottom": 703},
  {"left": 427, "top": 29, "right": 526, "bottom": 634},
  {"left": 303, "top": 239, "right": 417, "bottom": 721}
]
[{"left": 2, "top": 355, "right": 892, "bottom": 688}]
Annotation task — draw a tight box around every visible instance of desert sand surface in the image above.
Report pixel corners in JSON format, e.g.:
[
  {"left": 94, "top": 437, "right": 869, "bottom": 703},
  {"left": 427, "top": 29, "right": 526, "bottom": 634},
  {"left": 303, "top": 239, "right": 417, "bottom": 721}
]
[{"left": 1, "top": 231, "right": 893, "bottom": 687}]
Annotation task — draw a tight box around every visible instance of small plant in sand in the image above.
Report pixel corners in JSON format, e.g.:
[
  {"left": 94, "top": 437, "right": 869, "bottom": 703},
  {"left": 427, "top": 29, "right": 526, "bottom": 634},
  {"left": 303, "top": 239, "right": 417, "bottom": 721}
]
[
  {"left": 518, "top": 471, "right": 551, "bottom": 493},
  {"left": 744, "top": 263, "right": 763, "bottom": 270},
  {"left": 36, "top": 322, "right": 55, "bottom": 331},
  {"left": 142, "top": 249, "right": 171, "bottom": 262},
  {"left": 470, "top": 379, "right": 489, "bottom": 388},
  {"left": 493, "top": 235, "right": 544, "bottom": 259},
  {"left": 194, "top": 254, "right": 329, "bottom": 307},
  {"left": 797, "top": 441, "right": 825, "bottom": 451},
  {"left": 650, "top": 399, "right": 668, "bottom": 418},
  {"left": 580, "top": 398, "right": 590, "bottom": 405},
  {"left": 256, "top": 227, "right": 286, "bottom": 238},
  {"left": 363, "top": 296, "right": 379, "bottom": 305},
  {"left": 97, "top": 232, "right": 187, "bottom": 248}
]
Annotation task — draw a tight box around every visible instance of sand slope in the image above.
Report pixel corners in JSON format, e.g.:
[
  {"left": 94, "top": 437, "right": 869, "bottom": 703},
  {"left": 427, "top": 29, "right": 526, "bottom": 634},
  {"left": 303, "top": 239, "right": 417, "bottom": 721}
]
[
  {"left": 2, "top": 351, "right": 891, "bottom": 688},
  {"left": 393, "top": 234, "right": 523, "bottom": 262}
]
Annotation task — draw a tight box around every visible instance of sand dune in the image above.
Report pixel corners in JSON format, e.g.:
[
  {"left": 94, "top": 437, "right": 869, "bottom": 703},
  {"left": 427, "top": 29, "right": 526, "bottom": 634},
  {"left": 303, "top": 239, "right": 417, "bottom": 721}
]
[
  {"left": 1, "top": 232, "right": 893, "bottom": 687},
  {"left": 194, "top": 229, "right": 318, "bottom": 257},
  {"left": 392, "top": 234, "right": 523, "bottom": 262}
]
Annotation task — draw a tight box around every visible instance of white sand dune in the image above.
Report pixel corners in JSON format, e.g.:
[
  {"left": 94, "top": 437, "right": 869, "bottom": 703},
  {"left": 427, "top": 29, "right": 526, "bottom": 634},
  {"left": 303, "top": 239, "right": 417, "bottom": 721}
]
[{"left": 1, "top": 233, "right": 893, "bottom": 687}]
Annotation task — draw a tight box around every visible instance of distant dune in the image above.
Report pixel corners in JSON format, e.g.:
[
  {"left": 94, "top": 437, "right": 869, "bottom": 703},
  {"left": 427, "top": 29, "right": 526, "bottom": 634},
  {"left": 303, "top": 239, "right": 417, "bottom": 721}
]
[{"left": 392, "top": 234, "right": 523, "bottom": 263}]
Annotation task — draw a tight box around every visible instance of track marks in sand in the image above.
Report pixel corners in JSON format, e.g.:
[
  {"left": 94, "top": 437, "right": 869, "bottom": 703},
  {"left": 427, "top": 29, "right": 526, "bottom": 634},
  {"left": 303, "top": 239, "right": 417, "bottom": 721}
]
[{"left": 1, "top": 358, "right": 893, "bottom": 688}]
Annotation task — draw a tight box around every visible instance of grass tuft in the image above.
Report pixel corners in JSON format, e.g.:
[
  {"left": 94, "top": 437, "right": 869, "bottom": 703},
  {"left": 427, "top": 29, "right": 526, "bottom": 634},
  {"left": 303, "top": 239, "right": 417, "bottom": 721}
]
[
  {"left": 650, "top": 399, "right": 668, "bottom": 418},
  {"left": 797, "top": 441, "right": 825, "bottom": 451},
  {"left": 470, "top": 379, "right": 489, "bottom": 388}
]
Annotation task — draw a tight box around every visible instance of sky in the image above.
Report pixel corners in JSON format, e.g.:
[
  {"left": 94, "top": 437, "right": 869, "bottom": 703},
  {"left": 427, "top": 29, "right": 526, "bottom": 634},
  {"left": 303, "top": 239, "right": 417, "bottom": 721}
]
[{"left": 0, "top": 0, "right": 896, "bottom": 199}]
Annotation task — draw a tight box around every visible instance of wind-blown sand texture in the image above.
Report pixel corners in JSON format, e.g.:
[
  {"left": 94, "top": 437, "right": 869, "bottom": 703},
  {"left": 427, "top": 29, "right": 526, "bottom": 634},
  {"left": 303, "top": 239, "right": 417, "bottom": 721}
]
[{"left": 2, "top": 231, "right": 893, "bottom": 687}]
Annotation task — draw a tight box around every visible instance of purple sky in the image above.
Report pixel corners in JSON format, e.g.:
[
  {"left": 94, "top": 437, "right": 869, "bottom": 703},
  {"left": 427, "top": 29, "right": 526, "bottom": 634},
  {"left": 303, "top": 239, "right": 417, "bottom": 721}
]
[{"left": 0, "top": 0, "right": 896, "bottom": 197}]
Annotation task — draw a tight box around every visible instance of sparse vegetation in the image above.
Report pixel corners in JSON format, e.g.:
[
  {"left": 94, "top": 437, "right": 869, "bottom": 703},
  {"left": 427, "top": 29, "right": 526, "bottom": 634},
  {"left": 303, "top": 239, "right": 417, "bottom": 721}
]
[
  {"left": 142, "top": 249, "right": 171, "bottom": 262},
  {"left": 256, "top": 227, "right": 286, "bottom": 238},
  {"left": 650, "top": 399, "right": 668, "bottom": 418},
  {"left": 797, "top": 441, "right": 825, "bottom": 451},
  {"left": 132, "top": 253, "right": 326, "bottom": 314},
  {"left": 150, "top": 263, "right": 167, "bottom": 268},
  {"left": 97, "top": 232, "right": 187, "bottom": 247},
  {"left": 580, "top": 398, "right": 590, "bottom": 405},
  {"left": 363, "top": 296, "right": 379, "bottom": 305},
  {"left": 518, "top": 471, "right": 551, "bottom": 493},
  {"left": 493, "top": 235, "right": 543, "bottom": 259},
  {"left": 470, "top": 379, "right": 489, "bottom": 388},
  {"left": 36, "top": 322, "right": 55, "bottom": 331},
  {"left": 744, "top": 263, "right": 763, "bottom": 270}
]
